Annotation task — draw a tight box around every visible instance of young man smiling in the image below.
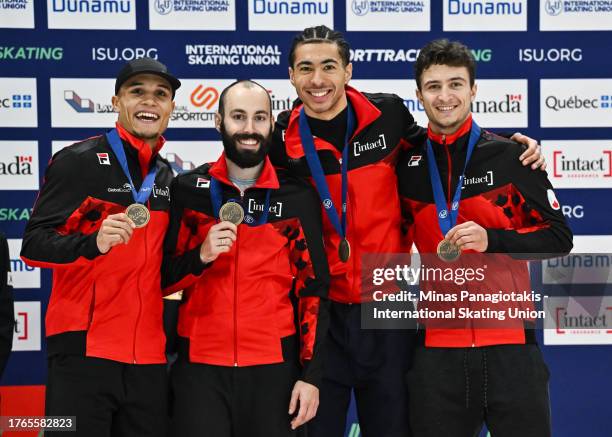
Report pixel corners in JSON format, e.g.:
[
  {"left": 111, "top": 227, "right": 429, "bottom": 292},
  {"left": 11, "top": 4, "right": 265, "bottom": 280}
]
[
  {"left": 398, "top": 39, "right": 572, "bottom": 437},
  {"left": 163, "top": 80, "right": 330, "bottom": 437},
  {"left": 269, "top": 26, "right": 546, "bottom": 437},
  {"left": 21, "top": 58, "right": 180, "bottom": 437}
]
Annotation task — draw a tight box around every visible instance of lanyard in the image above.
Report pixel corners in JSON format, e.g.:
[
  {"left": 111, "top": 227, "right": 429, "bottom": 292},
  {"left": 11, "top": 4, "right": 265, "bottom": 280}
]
[
  {"left": 425, "top": 121, "right": 481, "bottom": 236},
  {"left": 209, "top": 177, "right": 271, "bottom": 226},
  {"left": 298, "top": 104, "right": 356, "bottom": 240},
  {"left": 105, "top": 128, "right": 157, "bottom": 204}
]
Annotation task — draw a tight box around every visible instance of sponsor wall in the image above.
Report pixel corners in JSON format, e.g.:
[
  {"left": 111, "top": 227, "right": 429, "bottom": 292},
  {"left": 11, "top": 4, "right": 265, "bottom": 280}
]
[{"left": 1, "top": 1, "right": 611, "bottom": 436}]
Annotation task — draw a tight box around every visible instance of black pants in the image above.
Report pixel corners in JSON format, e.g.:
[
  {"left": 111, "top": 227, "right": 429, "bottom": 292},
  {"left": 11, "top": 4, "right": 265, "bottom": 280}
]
[
  {"left": 407, "top": 344, "right": 551, "bottom": 437},
  {"left": 169, "top": 354, "right": 301, "bottom": 437},
  {"left": 308, "top": 302, "right": 415, "bottom": 437},
  {"left": 45, "top": 355, "right": 168, "bottom": 437}
]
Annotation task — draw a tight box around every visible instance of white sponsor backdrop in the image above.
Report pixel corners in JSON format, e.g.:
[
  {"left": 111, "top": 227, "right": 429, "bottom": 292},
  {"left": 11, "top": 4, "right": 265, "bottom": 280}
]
[
  {"left": 252, "top": 79, "right": 299, "bottom": 120},
  {"left": 163, "top": 141, "right": 224, "bottom": 173},
  {"left": 12, "top": 301, "right": 41, "bottom": 352},
  {"left": 0, "top": 78, "right": 38, "bottom": 127},
  {"left": 47, "top": 0, "right": 136, "bottom": 29},
  {"left": 7, "top": 239, "right": 40, "bottom": 289},
  {"left": 248, "top": 0, "right": 334, "bottom": 31},
  {"left": 443, "top": 0, "right": 527, "bottom": 31},
  {"left": 172, "top": 79, "right": 236, "bottom": 128},
  {"left": 540, "top": 0, "right": 612, "bottom": 31},
  {"left": 350, "top": 79, "right": 527, "bottom": 128},
  {"left": 0, "top": 141, "right": 39, "bottom": 190},
  {"left": 542, "top": 140, "right": 612, "bottom": 189},
  {"left": 540, "top": 79, "right": 612, "bottom": 128},
  {"left": 346, "top": 0, "right": 431, "bottom": 31},
  {"left": 50, "top": 78, "right": 117, "bottom": 128},
  {"left": 0, "top": 0, "right": 34, "bottom": 28},
  {"left": 148, "top": 0, "right": 236, "bottom": 30}
]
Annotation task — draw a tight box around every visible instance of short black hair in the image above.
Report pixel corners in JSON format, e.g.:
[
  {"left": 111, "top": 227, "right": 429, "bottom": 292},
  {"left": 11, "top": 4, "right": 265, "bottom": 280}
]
[
  {"left": 217, "top": 80, "right": 272, "bottom": 117},
  {"left": 288, "top": 25, "right": 350, "bottom": 67},
  {"left": 414, "top": 39, "right": 476, "bottom": 90}
]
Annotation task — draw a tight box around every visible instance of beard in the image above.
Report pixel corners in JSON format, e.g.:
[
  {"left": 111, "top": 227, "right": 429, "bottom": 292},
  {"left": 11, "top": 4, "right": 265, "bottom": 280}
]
[{"left": 220, "top": 123, "right": 272, "bottom": 169}]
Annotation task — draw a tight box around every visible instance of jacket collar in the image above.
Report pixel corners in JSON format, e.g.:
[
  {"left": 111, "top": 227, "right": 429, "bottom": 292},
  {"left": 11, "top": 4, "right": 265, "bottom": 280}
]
[
  {"left": 115, "top": 122, "right": 165, "bottom": 176},
  {"left": 209, "top": 152, "right": 280, "bottom": 190},
  {"left": 284, "top": 85, "right": 382, "bottom": 159},
  {"left": 427, "top": 114, "right": 473, "bottom": 146}
]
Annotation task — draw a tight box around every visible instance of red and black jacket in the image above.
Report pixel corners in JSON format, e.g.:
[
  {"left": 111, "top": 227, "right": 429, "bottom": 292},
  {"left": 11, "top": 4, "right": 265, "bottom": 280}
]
[
  {"left": 162, "top": 154, "right": 330, "bottom": 387},
  {"left": 397, "top": 116, "right": 573, "bottom": 347},
  {"left": 270, "top": 86, "right": 426, "bottom": 303},
  {"left": 21, "top": 123, "right": 173, "bottom": 364}
]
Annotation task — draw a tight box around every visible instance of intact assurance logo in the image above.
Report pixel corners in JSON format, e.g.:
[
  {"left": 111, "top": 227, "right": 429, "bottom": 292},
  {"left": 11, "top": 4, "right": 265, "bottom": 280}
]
[
  {"left": 149, "top": 0, "right": 235, "bottom": 30},
  {"left": 248, "top": 0, "right": 333, "bottom": 31},
  {"left": 172, "top": 79, "right": 235, "bottom": 128},
  {"left": 346, "top": 0, "right": 430, "bottom": 31},
  {"left": 541, "top": 79, "right": 612, "bottom": 128},
  {"left": 443, "top": 0, "right": 527, "bottom": 31},
  {"left": 163, "top": 141, "right": 223, "bottom": 175},
  {"left": 13, "top": 301, "right": 42, "bottom": 351},
  {"left": 0, "top": 141, "right": 39, "bottom": 190},
  {"left": 47, "top": 0, "right": 136, "bottom": 29},
  {"left": 541, "top": 0, "right": 612, "bottom": 31},
  {"left": 51, "top": 78, "right": 116, "bottom": 127},
  {"left": 0, "top": 0, "right": 35, "bottom": 28},
  {"left": 471, "top": 79, "right": 527, "bottom": 128},
  {"left": 0, "top": 78, "right": 37, "bottom": 127},
  {"left": 8, "top": 239, "right": 40, "bottom": 289},
  {"left": 542, "top": 140, "right": 612, "bottom": 189},
  {"left": 543, "top": 236, "right": 612, "bottom": 346}
]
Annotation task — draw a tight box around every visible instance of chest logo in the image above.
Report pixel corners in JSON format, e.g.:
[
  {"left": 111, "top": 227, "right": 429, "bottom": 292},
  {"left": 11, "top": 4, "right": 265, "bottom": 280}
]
[{"left": 353, "top": 134, "right": 387, "bottom": 157}]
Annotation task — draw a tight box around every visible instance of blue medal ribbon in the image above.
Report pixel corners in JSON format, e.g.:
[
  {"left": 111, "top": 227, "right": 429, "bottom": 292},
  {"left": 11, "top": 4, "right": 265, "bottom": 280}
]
[
  {"left": 209, "top": 177, "right": 271, "bottom": 226},
  {"left": 105, "top": 128, "right": 157, "bottom": 205},
  {"left": 425, "top": 121, "right": 481, "bottom": 237},
  {"left": 298, "top": 104, "right": 356, "bottom": 241}
]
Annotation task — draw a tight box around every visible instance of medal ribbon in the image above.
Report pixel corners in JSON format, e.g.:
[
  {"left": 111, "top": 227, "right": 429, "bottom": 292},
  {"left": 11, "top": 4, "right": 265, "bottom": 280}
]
[
  {"left": 209, "top": 177, "right": 271, "bottom": 226},
  {"left": 105, "top": 129, "right": 157, "bottom": 205},
  {"left": 425, "top": 121, "right": 481, "bottom": 236},
  {"left": 298, "top": 103, "right": 356, "bottom": 241}
]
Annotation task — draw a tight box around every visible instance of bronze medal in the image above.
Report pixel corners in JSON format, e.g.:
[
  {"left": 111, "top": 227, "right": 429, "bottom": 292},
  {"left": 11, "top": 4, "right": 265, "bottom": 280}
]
[
  {"left": 219, "top": 201, "right": 244, "bottom": 225},
  {"left": 125, "top": 203, "right": 150, "bottom": 228},
  {"left": 339, "top": 238, "right": 351, "bottom": 263},
  {"left": 437, "top": 239, "right": 461, "bottom": 262}
]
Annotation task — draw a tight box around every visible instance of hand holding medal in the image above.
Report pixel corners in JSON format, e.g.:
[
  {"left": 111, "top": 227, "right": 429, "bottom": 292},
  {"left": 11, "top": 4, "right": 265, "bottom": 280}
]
[
  {"left": 445, "top": 221, "right": 489, "bottom": 254},
  {"left": 96, "top": 212, "right": 136, "bottom": 254},
  {"left": 199, "top": 221, "right": 238, "bottom": 264}
]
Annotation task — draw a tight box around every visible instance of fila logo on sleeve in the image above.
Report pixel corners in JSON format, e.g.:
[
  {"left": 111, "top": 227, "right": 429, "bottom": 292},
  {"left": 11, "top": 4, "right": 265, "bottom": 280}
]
[
  {"left": 196, "top": 178, "right": 210, "bottom": 188},
  {"left": 97, "top": 153, "right": 110, "bottom": 165}
]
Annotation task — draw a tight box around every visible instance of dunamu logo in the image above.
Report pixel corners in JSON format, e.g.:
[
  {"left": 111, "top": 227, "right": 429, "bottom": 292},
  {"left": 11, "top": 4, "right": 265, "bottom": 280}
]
[
  {"left": 51, "top": 0, "right": 131, "bottom": 13},
  {"left": 448, "top": 0, "right": 523, "bottom": 15},
  {"left": 253, "top": 0, "right": 330, "bottom": 15}
]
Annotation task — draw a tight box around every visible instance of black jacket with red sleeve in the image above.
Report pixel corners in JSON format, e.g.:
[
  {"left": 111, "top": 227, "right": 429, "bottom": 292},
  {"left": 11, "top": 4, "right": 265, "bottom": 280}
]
[
  {"left": 397, "top": 116, "right": 573, "bottom": 347},
  {"left": 20, "top": 123, "right": 173, "bottom": 364},
  {"left": 269, "top": 86, "right": 426, "bottom": 304},
  {"left": 162, "top": 154, "right": 330, "bottom": 387}
]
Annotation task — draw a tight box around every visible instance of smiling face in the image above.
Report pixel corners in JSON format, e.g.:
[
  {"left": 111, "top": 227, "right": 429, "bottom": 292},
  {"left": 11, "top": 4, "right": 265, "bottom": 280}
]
[
  {"left": 215, "top": 82, "right": 274, "bottom": 169},
  {"left": 289, "top": 41, "right": 352, "bottom": 121},
  {"left": 416, "top": 64, "right": 476, "bottom": 135},
  {"left": 112, "top": 73, "right": 175, "bottom": 147}
]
